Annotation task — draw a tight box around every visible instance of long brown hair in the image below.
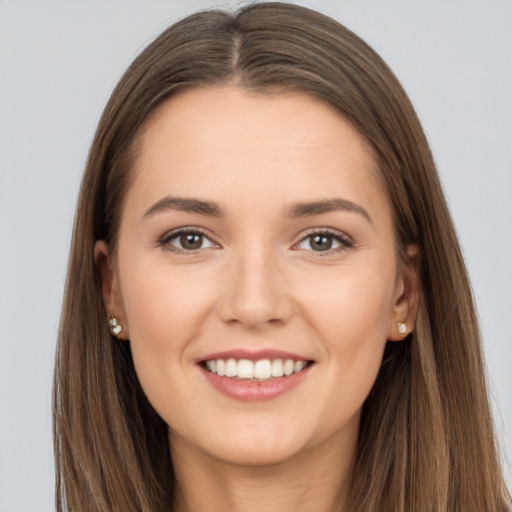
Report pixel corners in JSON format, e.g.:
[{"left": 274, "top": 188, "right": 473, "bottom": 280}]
[{"left": 53, "top": 3, "right": 511, "bottom": 511}]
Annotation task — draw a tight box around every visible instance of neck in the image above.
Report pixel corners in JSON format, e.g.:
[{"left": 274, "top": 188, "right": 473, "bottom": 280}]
[{"left": 169, "top": 430, "right": 356, "bottom": 512}]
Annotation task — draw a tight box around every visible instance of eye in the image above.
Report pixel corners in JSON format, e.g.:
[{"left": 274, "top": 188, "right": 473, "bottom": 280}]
[
  {"left": 160, "top": 229, "right": 216, "bottom": 253},
  {"left": 296, "top": 230, "right": 353, "bottom": 254}
]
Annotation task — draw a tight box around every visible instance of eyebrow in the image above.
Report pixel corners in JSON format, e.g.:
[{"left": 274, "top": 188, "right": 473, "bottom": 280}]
[
  {"left": 286, "top": 198, "right": 373, "bottom": 224},
  {"left": 143, "top": 196, "right": 223, "bottom": 219},
  {"left": 143, "top": 196, "right": 372, "bottom": 224}
]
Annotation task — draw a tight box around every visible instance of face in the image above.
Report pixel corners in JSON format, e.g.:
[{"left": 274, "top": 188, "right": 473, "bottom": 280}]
[{"left": 96, "top": 86, "right": 416, "bottom": 467}]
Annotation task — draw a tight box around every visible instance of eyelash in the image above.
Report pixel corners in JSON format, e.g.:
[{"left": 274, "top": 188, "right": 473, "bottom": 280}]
[
  {"left": 158, "top": 227, "right": 217, "bottom": 255},
  {"left": 295, "top": 228, "right": 354, "bottom": 256},
  {"left": 157, "top": 227, "right": 354, "bottom": 256}
]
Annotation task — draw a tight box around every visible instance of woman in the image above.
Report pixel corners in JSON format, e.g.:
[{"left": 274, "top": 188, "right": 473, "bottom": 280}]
[{"left": 53, "top": 2, "right": 511, "bottom": 511}]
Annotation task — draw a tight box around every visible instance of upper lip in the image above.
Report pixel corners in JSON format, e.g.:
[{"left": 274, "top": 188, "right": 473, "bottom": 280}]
[{"left": 197, "top": 348, "right": 313, "bottom": 363}]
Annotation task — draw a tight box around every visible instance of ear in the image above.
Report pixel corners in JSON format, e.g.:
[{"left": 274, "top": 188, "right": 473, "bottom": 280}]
[
  {"left": 94, "top": 240, "right": 129, "bottom": 339},
  {"left": 387, "top": 244, "right": 420, "bottom": 341}
]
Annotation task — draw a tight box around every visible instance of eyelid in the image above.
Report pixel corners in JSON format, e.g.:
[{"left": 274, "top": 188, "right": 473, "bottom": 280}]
[
  {"left": 156, "top": 226, "right": 353, "bottom": 256},
  {"left": 293, "top": 227, "right": 354, "bottom": 255},
  {"left": 158, "top": 226, "right": 220, "bottom": 254}
]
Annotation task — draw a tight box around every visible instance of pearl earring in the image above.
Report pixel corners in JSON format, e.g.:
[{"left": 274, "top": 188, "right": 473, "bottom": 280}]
[
  {"left": 109, "top": 317, "right": 123, "bottom": 336},
  {"left": 397, "top": 322, "right": 407, "bottom": 335}
]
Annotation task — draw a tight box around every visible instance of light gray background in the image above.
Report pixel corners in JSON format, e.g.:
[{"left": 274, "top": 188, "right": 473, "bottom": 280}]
[{"left": 1, "top": 1, "right": 511, "bottom": 510}]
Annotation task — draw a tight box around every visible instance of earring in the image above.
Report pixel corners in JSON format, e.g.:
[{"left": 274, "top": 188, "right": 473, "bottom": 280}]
[
  {"left": 397, "top": 322, "right": 407, "bottom": 335},
  {"left": 108, "top": 317, "right": 123, "bottom": 336}
]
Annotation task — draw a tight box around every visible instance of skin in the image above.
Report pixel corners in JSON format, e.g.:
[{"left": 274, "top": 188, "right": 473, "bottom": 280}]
[{"left": 95, "top": 86, "right": 418, "bottom": 512}]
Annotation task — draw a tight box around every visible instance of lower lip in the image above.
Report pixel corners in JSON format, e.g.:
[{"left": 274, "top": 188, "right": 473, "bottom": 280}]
[{"left": 200, "top": 365, "right": 312, "bottom": 401}]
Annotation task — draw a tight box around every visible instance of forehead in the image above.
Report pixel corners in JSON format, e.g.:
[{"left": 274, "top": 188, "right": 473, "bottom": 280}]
[
  {"left": 138, "top": 85, "right": 375, "bottom": 163},
  {"left": 125, "top": 86, "right": 389, "bottom": 223}
]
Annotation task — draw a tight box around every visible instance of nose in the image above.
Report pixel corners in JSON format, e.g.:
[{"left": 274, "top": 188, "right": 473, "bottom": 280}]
[{"left": 217, "top": 245, "right": 293, "bottom": 329}]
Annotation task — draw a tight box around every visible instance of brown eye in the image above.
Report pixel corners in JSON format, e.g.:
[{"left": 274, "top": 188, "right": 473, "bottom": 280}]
[
  {"left": 180, "top": 233, "right": 204, "bottom": 250},
  {"left": 296, "top": 230, "right": 353, "bottom": 254},
  {"left": 310, "top": 234, "right": 333, "bottom": 251},
  {"left": 161, "top": 229, "right": 216, "bottom": 253}
]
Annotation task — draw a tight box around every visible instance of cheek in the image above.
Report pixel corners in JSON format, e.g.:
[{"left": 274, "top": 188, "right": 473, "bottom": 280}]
[
  {"left": 303, "top": 261, "right": 395, "bottom": 345},
  {"left": 300, "top": 263, "right": 395, "bottom": 414},
  {"left": 120, "top": 241, "right": 221, "bottom": 335},
  {"left": 118, "top": 256, "right": 219, "bottom": 400}
]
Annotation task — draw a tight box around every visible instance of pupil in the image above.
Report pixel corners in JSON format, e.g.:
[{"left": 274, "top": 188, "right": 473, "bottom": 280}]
[
  {"left": 180, "top": 233, "right": 202, "bottom": 250},
  {"left": 311, "top": 235, "right": 332, "bottom": 251}
]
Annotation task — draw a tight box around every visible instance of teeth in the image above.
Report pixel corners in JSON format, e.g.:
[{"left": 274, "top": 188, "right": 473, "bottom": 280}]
[
  {"left": 225, "top": 358, "right": 237, "bottom": 377},
  {"left": 294, "top": 361, "right": 306, "bottom": 373},
  {"left": 283, "top": 359, "right": 294, "bottom": 376},
  {"left": 237, "top": 359, "right": 254, "bottom": 379},
  {"left": 271, "top": 359, "right": 284, "bottom": 377},
  {"left": 254, "top": 360, "right": 272, "bottom": 379},
  {"left": 204, "top": 358, "right": 309, "bottom": 380}
]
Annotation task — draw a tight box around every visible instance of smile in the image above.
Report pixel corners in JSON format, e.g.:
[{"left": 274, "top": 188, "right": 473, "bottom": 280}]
[
  {"left": 204, "top": 358, "right": 309, "bottom": 381},
  {"left": 199, "top": 351, "right": 314, "bottom": 401}
]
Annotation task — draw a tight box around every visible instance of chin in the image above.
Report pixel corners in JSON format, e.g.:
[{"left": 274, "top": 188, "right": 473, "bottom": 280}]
[
  {"left": 208, "top": 439, "right": 308, "bottom": 467},
  {"left": 169, "top": 419, "right": 316, "bottom": 468}
]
